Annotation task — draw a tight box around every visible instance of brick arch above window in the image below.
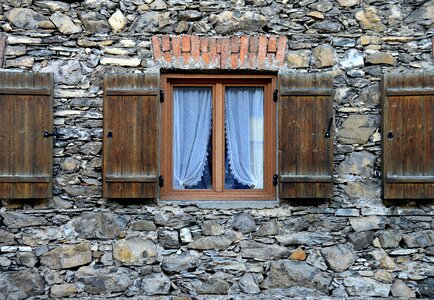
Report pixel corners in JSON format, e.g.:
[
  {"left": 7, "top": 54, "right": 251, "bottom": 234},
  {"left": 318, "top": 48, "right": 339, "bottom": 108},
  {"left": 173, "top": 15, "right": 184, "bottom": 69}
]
[{"left": 151, "top": 35, "right": 288, "bottom": 71}]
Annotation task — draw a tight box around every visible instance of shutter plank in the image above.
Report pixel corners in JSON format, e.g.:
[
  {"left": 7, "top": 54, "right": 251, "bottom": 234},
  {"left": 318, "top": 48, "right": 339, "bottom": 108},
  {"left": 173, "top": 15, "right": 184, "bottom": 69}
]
[
  {"left": 0, "top": 94, "right": 12, "bottom": 198},
  {"left": 424, "top": 95, "right": 434, "bottom": 198},
  {"left": 278, "top": 73, "right": 334, "bottom": 199},
  {"left": 103, "top": 73, "right": 159, "bottom": 198}
]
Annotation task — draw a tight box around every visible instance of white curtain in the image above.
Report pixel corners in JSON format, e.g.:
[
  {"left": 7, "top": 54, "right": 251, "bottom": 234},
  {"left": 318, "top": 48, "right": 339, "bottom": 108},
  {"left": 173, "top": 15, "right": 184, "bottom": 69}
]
[
  {"left": 173, "top": 87, "right": 212, "bottom": 189},
  {"left": 225, "top": 87, "right": 264, "bottom": 189}
]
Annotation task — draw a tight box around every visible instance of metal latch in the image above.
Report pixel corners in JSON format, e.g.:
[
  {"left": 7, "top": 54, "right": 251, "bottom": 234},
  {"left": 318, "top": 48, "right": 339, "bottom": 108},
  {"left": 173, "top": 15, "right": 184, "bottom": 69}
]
[
  {"left": 273, "top": 174, "right": 278, "bottom": 186},
  {"left": 159, "top": 175, "right": 164, "bottom": 187},
  {"left": 44, "top": 129, "right": 64, "bottom": 139}
]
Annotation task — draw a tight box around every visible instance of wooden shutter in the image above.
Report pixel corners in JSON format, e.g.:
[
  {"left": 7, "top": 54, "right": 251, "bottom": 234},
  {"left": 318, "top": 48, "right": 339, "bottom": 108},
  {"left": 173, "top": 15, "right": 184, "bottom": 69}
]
[
  {"left": 0, "top": 72, "right": 53, "bottom": 199},
  {"left": 278, "top": 73, "right": 334, "bottom": 199},
  {"left": 383, "top": 73, "right": 434, "bottom": 199},
  {"left": 103, "top": 73, "right": 159, "bottom": 198}
]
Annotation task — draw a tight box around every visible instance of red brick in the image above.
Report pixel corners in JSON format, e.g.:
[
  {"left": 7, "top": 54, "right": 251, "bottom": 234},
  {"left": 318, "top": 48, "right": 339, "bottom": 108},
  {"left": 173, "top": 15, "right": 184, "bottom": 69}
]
[
  {"left": 209, "top": 38, "right": 217, "bottom": 63},
  {"left": 191, "top": 35, "right": 200, "bottom": 61},
  {"left": 182, "top": 52, "right": 191, "bottom": 63},
  {"left": 202, "top": 53, "right": 210, "bottom": 64},
  {"left": 182, "top": 35, "right": 191, "bottom": 52},
  {"left": 161, "top": 35, "right": 171, "bottom": 52},
  {"left": 200, "top": 37, "right": 209, "bottom": 53},
  {"left": 249, "top": 52, "right": 257, "bottom": 68},
  {"left": 151, "top": 36, "right": 162, "bottom": 60},
  {"left": 239, "top": 36, "right": 249, "bottom": 68},
  {"left": 216, "top": 38, "right": 222, "bottom": 53},
  {"left": 172, "top": 36, "right": 181, "bottom": 58},
  {"left": 267, "top": 53, "right": 274, "bottom": 65},
  {"left": 257, "top": 36, "right": 268, "bottom": 68},
  {"left": 275, "top": 35, "right": 288, "bottom": 64},
  {"left": 268, "top": 36, "right": 277, "bottom": 53},
  {"left": 215, "top": 54, "right": 221, "bottom": 68},
  {"left": 220, "top": 38, "right": 230, "bottom": 69},
  {"left": 230, "top": 53, "right": 239, "bottom": 69},
  {"left": 249, "top": 36, "right": 258, "bottom": 53},
  {"left": 163, "top": 52, "right": 171, "bottom": 63},
  {"left": 231, "top": 36, "right": 240, "bottom": 53}
]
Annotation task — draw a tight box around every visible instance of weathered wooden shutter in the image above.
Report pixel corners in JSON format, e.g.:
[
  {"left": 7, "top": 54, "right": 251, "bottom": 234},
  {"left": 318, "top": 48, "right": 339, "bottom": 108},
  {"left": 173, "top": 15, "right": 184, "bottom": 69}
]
[
  {"left": 103, "top": 73, "right": 159, "bottom": 198},
  {"left": 278, "top": 73, "right": 334, "bottom": 199},
  {"left": 383, "top": 73, "right": 434, "bottom": 199},
  {"left": 0, "top": 72, "right": 53, "bottom": 199}
]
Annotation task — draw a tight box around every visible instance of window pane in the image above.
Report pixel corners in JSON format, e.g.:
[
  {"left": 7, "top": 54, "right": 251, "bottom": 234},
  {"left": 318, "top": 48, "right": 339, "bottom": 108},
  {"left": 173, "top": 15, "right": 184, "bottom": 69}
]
[
  {"left": 225, "top": 87, "right": 264, "bottom": 190},
  {"left": 173, "top": 87, "right": 212, "bottom": 190}
]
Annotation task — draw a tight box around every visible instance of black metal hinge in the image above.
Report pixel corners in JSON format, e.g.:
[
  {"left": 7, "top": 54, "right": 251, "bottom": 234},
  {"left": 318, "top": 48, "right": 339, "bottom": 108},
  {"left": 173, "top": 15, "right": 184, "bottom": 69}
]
[
  {"left": 273, "top": 174, "right": 279, "bottom": 186},
  {"left": 273, "top": 89, "right": 278, "bottom": 102},
  {"left": 160, "top": 90, "right": 164, "bottom": 103},
  {"left": 159, "top": 175, "right": 164, "bottom": 187},
  {"left": 325, "top": 118, "right": 333, "bottom": 138}
]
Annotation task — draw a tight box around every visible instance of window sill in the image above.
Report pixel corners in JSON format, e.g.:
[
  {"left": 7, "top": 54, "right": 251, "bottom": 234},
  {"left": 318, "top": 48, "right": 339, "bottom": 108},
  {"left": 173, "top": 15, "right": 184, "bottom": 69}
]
[{"left": 157, "top": 199, "right": 279, "bottom": 209}]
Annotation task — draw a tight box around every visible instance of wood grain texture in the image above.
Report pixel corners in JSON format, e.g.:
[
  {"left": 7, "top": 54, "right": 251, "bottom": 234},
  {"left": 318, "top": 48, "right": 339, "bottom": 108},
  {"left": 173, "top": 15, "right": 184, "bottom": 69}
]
[
  {"left": 383, "top": 73, "right": 434, "bottom": 199},
  {"left": 278, "top": 73, "right": 334, "bottom": 199},
  {"left": 0, "top": 72, "right": 53, "bottom": 199},
  {"left": 103, "top": 73, "right": 159, "bottom": 199}
]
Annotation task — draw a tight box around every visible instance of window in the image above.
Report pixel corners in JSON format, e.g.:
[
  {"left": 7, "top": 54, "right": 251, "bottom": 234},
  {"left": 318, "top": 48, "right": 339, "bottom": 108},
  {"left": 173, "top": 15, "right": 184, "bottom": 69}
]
[{"left": 160, "top": 74, "right": 276, "bottom": 200}]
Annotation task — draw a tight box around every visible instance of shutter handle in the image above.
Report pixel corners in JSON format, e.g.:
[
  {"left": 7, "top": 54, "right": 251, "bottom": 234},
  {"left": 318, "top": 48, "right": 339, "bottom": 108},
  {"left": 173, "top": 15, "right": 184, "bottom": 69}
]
[
  {"left": 159, "top": 175, "right": 164, "bottom": 187},
  {"left": 325, "top": 118, "right": 333, "bottom": 138},
  {"left": 387, "top": 131, "right": 394, "bottom": 140},
  {"left": 273, "top": 174, "right": 278, "bottom": 186}
]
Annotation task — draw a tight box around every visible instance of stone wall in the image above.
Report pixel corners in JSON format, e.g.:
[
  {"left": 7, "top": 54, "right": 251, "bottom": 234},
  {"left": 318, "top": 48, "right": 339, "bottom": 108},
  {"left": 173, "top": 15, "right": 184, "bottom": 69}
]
[{"left": 0, "top": 0, "right": 434, "bottom": 298}]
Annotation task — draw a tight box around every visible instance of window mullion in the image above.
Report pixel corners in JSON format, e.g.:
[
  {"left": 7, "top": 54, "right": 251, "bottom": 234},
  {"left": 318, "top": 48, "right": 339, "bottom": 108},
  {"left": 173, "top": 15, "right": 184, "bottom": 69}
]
[{"left": 214, "top": 83, "right": 224, "bottom": 192}]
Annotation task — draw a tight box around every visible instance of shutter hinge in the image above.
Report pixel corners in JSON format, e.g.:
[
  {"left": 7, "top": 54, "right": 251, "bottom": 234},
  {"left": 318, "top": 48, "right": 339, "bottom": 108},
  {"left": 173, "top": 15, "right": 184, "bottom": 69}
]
[
  {"left": 273, "top": 89, "right": 278, "bottom": 102},
  {"left": 159, "top": 175, "right": 164, "bottom": 187},
  {"left": 273, "top": 174, "right": 279, "bottom": 186},
  {"left": 160, "top": 90, "right": 164, "bottom": 103}
]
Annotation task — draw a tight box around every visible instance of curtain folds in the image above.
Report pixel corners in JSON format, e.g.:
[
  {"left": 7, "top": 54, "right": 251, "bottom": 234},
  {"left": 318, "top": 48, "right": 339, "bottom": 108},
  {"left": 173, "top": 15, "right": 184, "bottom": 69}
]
[
  {"left": 225, "top": 87, "right": 264, "bottom": 189},
  {"left": 173, "top": 87, "right": 212, "bottom": 189}
]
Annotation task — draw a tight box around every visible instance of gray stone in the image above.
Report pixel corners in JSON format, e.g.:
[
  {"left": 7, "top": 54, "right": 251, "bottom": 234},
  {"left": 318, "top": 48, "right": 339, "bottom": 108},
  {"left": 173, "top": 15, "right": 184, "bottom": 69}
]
[
  {"left": 50, "top": 284, "right": 78, "bottom": 298},
  {"left": 355, "top": 7, "right": 386, "bottom": 31},
  {"left": 40, "top": 241, "right": 92, "bottom": 269},
  {"left": 379, "top": 230, "right": 402, "bottom": 248},
  {"left": 240, "top": 240, "right": 290, "bottom": 260},
  {"left": 154, "top": 212, "right": 195, "bottom": 229},
  {"left": 40, "top": 59, "right": 84, "bottom": 85},
  {"left": 151, "top": 0, "right": 167, "bottom": 10},
  {"left": 311, "top": 21, "right": 343, "bottom": 33},
  {"left": 337, "top": 0, "right": 359, "bottom": 7},
  {"left": 230, "top": 212, "right": 256, "bottom": 233},
  {"left": 369, "top": 249, "right": 396, "bottom": 270},
  {"left": 350, "top": 216, "right": 385, "bottom": 232},
  {"left": 348, "top": 231, "right": 375, "bottom": 250},
  {"left": 342, "top": 180, "right": 381, "bottom": 200},
  {"left": 202, "top": 257, "right": 247, "bottom": 273},
  {"left": 276, "top": 232, "right": 333, "bottom": 246},
  {"left": 50, "top": 12, "right": 82, "bottom": 34},
  {"left": 71, "top": 212, "right": 129, "bottom": 239},
  {"left": 306, "top": 252, "right": 328, "bottom": 271},
  {"left": 193, "top": 275, "right": 231, "bottom": 294},
  {"left": 403, "top": 230, "right": 434, "bottom": 248},
  {"left": 158, "top": 229, "right": 179, "bottom": 248},
  {"left": 337, "top": 115, "right": 379, "bottom": 145},
  {"left": 359, "top": 83, "right": 380, "bottom": 107},
  {"left": 180, "top": 227, "right": 192, "bottom": 243},
  {"left": 100, "top": 57, "right": 141, "bottom": 67},
  {"left": 344, "top": 276, "right": 391, "bottom": 297},
  {"left": 80, "top": 142, "right": 102, "bottom": 155},
  {"left": 405, "top": 0, "right": 434, "bottom": 26},
  {"left": 309, "top": 0, "right": 333, "bottom": 12},
  {"left": 313, "top": 44, "right": 336, "bottom": 68},
  {"left": 337, "top": 151, "right": 376, "bottom": 177},
  {"left": 76, "top": 266, "right": 132, "bottom": 294},
  {"left": 142, "top": 273, "right": 171, "bottom": 295},
  {"left": 178, "top": 10, "right": 201, "bottom": 20},
  {"left": 366, "top": 51, "right": 397, "bottom": 66},
  {"left": 261, "top": 260, "right": 332, "bottom": 293},
  {"left": 0, "top": 257, "right": 12, "bottom": 268},
  {"left": 188, "top": 235, "right": 233, "bottom": 250},
  {"left": 239, "top": 273, "right": 261, "bottom": 294},
  {"left": 113, "top": 239, "right": 157, "bottom": 265},
  {"left": 340, "top": 49, "right": 364, "bottom": 70},
  {"left": 130, "top": 11, "right": 160, "bottom": 33},
  {"left": 255, "top": 220, "right": 279, "bottom": 236},
  {"left": 2, "top": 212, "right": 47, "bottom": 229},
  {"left": 419, "top": 277, "right": 434, "bottom": 298},
  {"left": 6, "top": 8, "right": 54, "bottom": 29},
  {"left": 192, "top": 21, "right": 211, "bottom": 33},
  {"left": 5, "top": 56, "right": 34, "bottom": 68},
  {"left": 161, "top": 252, "right": 199, "bottom": 273},
  {"left": 213, "top": 10, "right": 268, "bottom": 35},
  {"left": 201, "top": 220, "right": 224, "bottom": 236},
  {"left": 391, "top": 279, "right": 416, "bottom": 298},
  {"left": 79, "top": 11, "right": 110, "bottom": 33},
  {"left": 286, "top": 50, "right": 311, "bottom": 68},
  {"left": 16, "top": 252, "right": 37, "bottom": 267},
  {"left": 0, "top": 269, "right": 44, "bottom": 300},
  {"left": 7, "top": 35, "right": 42, "bottom": 45},
  {"left": 35, "top": 1, "right": 70, "bottom": 12},
  {"left": 130, "top": 220, "right": 157, "bottom": 231},
  {"left": 0, "top": 0, "right": 32, "bottom": 7},
  {"left": 321, "top": 243, "right": 357, "bottom": 272},
  {"left": 0, "top": 229, "right": 15, "bottom": 245},
  {"left": 108, "top": 9, "right": 127, "bottom": 33}
]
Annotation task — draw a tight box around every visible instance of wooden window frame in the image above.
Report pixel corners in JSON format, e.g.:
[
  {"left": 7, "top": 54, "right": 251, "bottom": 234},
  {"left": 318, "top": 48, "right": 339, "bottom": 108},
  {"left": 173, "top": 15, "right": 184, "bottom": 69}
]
[{"left": 160, "top": 74, "right": 277, "bottom": 201}]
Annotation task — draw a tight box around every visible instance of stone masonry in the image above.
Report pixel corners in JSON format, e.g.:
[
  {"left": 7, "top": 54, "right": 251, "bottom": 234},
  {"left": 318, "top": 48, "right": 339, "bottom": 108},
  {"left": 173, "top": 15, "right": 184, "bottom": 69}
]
[{"left": 0, "top": 0, "right": 434, "bottom": 299}]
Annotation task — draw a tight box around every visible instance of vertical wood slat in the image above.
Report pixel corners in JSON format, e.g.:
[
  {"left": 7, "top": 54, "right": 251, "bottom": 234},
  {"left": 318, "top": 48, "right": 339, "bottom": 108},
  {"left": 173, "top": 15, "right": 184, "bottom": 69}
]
[
  {"left": 0, "top": 72, "right": 53, "bottom": 199},
  {"left": 278, "top": 73, "right": 334, "bottom": 199},
  {"left": 103, "top": 73, "right": 159, "bottom": 199},
  {"left": 383, "top": 73, "right": 434, "bottom": 199}
]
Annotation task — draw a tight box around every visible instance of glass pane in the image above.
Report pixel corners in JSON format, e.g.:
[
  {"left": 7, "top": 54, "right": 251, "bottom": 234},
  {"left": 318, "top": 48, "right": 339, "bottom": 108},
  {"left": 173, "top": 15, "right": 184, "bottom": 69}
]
[
  {"left": 224, "top": 87, "right": 264, "bottom": 190},
  {"left": 173, "top": 87, "right": 212, "bottom": 190}
]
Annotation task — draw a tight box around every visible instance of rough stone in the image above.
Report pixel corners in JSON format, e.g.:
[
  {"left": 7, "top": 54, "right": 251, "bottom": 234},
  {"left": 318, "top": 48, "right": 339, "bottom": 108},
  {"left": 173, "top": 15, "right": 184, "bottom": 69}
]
[
  {"left": 321, "top": 243, "right": 357, "bottom": 272},
  {"left": 108, "top": 9, "right": 127, "bottom": 33},
  {"left": 344, "top": 276, "right": 391, "bottom": 297},
  {"left": 311, "top": 21, "right": 343, "bottom": 33},
  {"left": 2, "top": 212, "right": 47, "bottom": 228},
  {"left": 348, "top": 231, "right": 375, "bottom": 250},
  {"left": 35, "top": 1, "right": 70, "bottom": 12},
  {"left": 188, "top": 235, "right": 233, "bottom": 250},
  {"left": 342, "top": 180, "right": 380, "bottom": 200},
  {"left": 379, "top": 230, "right": 402, "bottom": 248},
  {"left": 0, "top": 257, "right": 12, "bottom": 268},
  {"left": 158, "top": 229, "right": 180, "bottom": 248},
  {"left": 76, "top": 266, "right": 132, "bottom": 294},
  {"left": 337, "top": 151, "right": 376, "bottom": 177},
  {"left": 0, "top": 229, "right": 15, "bottom": 245},
  {"left": 391, "top": 279, "right": 416, "bottom": 298},
  {"left": 100, "top": 57, "right": 141, "bottom": 67},
  {"left": 355, "top": 7, "right": 386, "bottom": 32},
  {"left": 403, "top": 230, "right": 434, "bottom": 248},
  {"left": 340, "top": 49, "right": 364, "bottom": 70},
  {"left": 276, "top": 232, "right": 333, "bottom": 246},
  {"left": 193, "top": 275, "right": 231, "bottom": 294},
  {"left": 0, "top": 0, "right": 33, "bottom": 7},
  {"left": 239, "top": 273, "right": 261, "bottom": 294},
  {"left": 289, "top": 247, "right": 307, "bottom": 261},
  {"left": 350, "top": 216, "right": 385, "bottom": 232},
  {"left": 142, "top": 273, "right": 171, "bottom": 295},
  {"left": 161, "top": 252, "right": 199, "bottom": 274},
  {"left": 306, "top": 252, "right": 328, "bottom": 271},
  {"left": 40, "top": 241, "right": 92, "bottom": 269},
  {"left": 261, "top": 260, "right": 332, "bottom": 293},
  {"left": 0, "top": 269, "right": 45, "bottom": 300},
  {"left": 130, "top": 11, "right": 161, "bottom": 33},
  {"left": 255, "top": 220, "right": 279, "bottom": 236},
  {"left": 213, "top": 10, "right": 268, "bottom": 35},
  {"left": 230, "top": 212, "right": 256, "bottom": 233},
  {"left": 22, "top": 227, "right": 63, "bottom": 246},
  {"left": 130, "top": 220, "right": 156, "bottom": 231},
  {"left": 366, "top": 51, "right": 397, "bottom": 66},
  {"left": 5, "top": 56, "right": 34, "bottom": 68},
  {"left": 71, "top": 212, "right": 129, "bottom": 239},
  {"left": 50, "top": 12, "right": 82, "bottom": 34},
  {"left": 40, "top": 59, "right": 84, "bottom": 85},
  {"left": 240, "top": 240, "right": 290, "bottom": 260},
  {"left": 419, "top": 277, "right": 434, "bottom": 298},
  {"left": 50, "top": 284, "right": 78, "bottom": 298},
  {"left": 337, "top": 115, "right": 379, "bottom": 145},
  {"left": 180, "top": 227, "right": 193, "bottom": 243},
  {"left": 113, "top": 239, "right": 157, "bottom": 265},
  {"left": 337, "top": 0, "right": 359, "bottom": 7},
  {"left": 16, "top": 252, "right": 37, "bottom": 267},
  {"left": 153, "top": 212, "right": 195, "bottom": 229},
  {"left": 6, "top": 8, "right": 54, "bottom": 29},
  {"left": 286, "top": 50, "right": 310, "bottom": 68},
  {"left": 79, "top": 11, "right": 110, "bottom": 33},
  {"left": 201, "top": 220, "right": 224, "bottom": 236},
  {"left": 313, "top": 44, "right": 336, "bottom": 68}
]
